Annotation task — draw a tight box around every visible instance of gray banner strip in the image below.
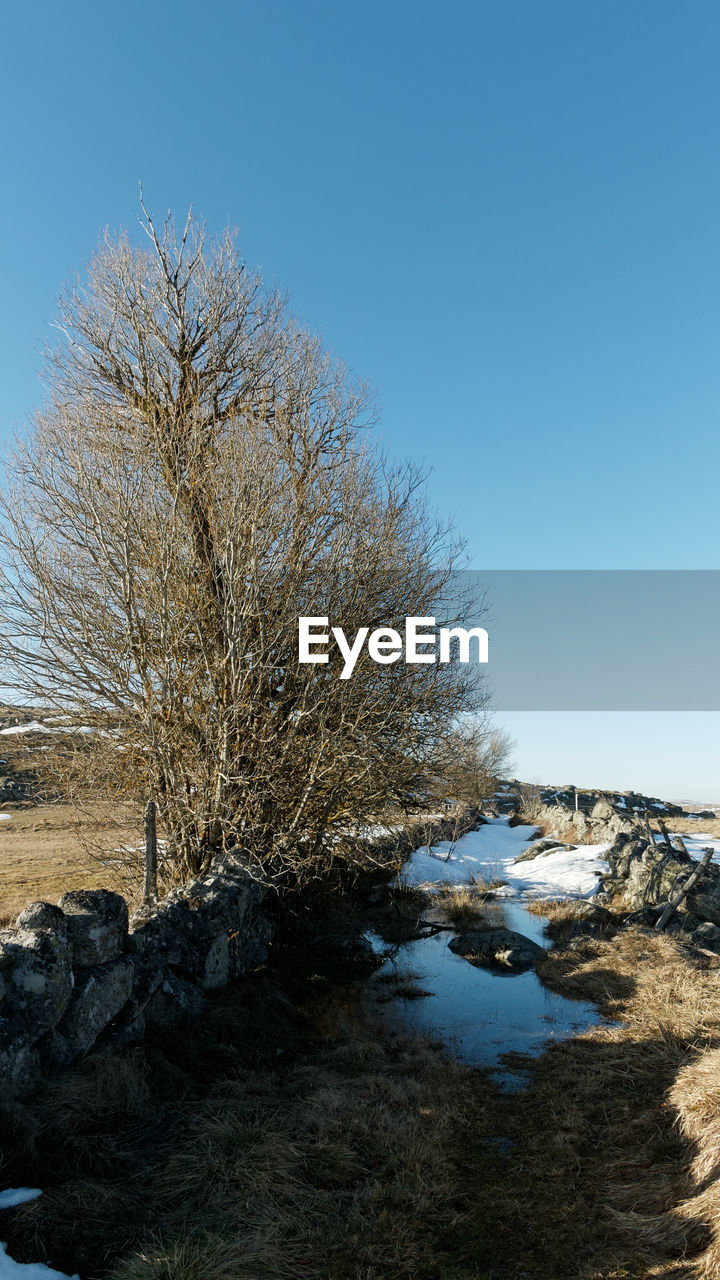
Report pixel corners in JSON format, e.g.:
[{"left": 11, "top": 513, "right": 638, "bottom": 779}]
[{"left": 456, "top": 571, "right": 720, "bottom": 710}]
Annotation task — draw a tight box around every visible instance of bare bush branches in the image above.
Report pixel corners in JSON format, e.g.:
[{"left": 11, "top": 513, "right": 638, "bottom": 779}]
[{"left": 0, "top": 207, "right": 488, "bottom": 886}]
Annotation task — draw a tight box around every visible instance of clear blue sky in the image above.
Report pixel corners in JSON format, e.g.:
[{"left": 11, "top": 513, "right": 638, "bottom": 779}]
[{"left": 1, "top": 1, "right": 718, "bottom": 798}]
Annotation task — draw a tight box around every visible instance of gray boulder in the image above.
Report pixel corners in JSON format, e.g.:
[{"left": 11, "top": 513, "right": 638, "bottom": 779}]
[
  {"left": 16, "top": 902, "right": 67, "bottom": 932},
  {"left": 449, "top": 928, "right": 545, "bottom": 970},
  {"left": 601, "top": 832, "right": 694, "bottom": 910},
  {"left": 605, "top": 834, "right": 650, "bottom": 882},
  {"left": 686, "top": 866, "right": 720, "bottom": 928},
  {"left": 53, "top": 956, "right": 134, "bottom": 1064},
  {"left": 144, "top": 971, "right": 206, "bottom": 1030},
  {"left": 515, "top": 838, "right": 576, "bottom": 864},
  {"left": 600, "top": 831, "right": 720, "bottom": 927},
  {"left": 690, "top": 920, "right": 720, "bottom": 953},
  {"left": 57, "top": 888, "right": 129, "bottom": 965},
  {"left": 0, "top": 1017, "right": 41, "bottom": 1097},
  {"left": 0, "top": 924, "right": 73, "bottom": 1033},
  {"left": 624, "top": 849, "right": 691, "bottom": 909},
  {"left": 129, "top": 857, "right": 270, "bottom": 990}
]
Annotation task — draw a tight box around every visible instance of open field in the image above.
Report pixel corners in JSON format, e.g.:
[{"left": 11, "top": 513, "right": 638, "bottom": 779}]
[
  {"left": 662, "top": 816, "right": 720, "bottom": 839},
  {"left": 0, "top": 803, "right": 141, "bottom": 925}
]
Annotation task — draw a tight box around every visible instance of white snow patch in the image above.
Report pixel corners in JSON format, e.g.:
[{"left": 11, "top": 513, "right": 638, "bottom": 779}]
[
  {"left": 0, "top": 1189, "right": 79, "bottom": 1279},
  {"left": 0, "top": 816, "right": 11, "bottom": 822},
  {"left": 0, "top": 1193, "right": 40, "bottom": 1211},
  {"left": 0, "top": 722, "right": 99, "bottom": 739},
  {"left": 396, "top": 816, "right": 609, "bottom": 901},
  {"left": 503, "top": 841, "right": 610, "bottom": 900},
  {"left": 362, "top": 930, "right": 391, "bottom": 956},
  {"left": 672, "top": 832, "right": 720, "bottom": 862},
  {"left": 0, "top": 723, "right": 51, "bottom": 737}
]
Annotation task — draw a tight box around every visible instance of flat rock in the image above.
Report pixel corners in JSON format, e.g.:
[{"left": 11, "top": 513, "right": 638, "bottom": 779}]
[
  {"left": 57, "top": 888, "right": 129, "bottom": 965},
  {"left": 53, "top": 956, "right": 134, "bottom": 1064},
  {"left": 0, "top": 925, "right": 73, "bottom": 1033},
  {"left": 449, "top": 928, "right": 545, "bottom": 970},
  {"left": 129, "top": 861, "right": 270, "bottom": 989}
]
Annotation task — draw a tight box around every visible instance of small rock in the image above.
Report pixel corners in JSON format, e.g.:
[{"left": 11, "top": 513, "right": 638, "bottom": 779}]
[
  {"left": 0, "top": 926, "right": 73, "bottom": 1033},
  {"left": 57, "top": 889, "right": 129, "bottom": 965},
  {"left": 16, "top": 902, "right": 67, "bottom": 932},
  {"left": 449, "top": 928, "right": 545, "bottom": 970}
]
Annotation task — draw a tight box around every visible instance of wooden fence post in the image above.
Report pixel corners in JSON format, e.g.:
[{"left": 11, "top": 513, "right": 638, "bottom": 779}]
[
  {"left": 143, "top": 799, "right": 158, "bottom": 905},
  {"left": 655, "top": 847, "right": 714, "bottom": 932}
]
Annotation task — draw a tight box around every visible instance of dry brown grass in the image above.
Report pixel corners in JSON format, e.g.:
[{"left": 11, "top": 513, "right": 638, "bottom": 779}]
[
  {"left": 526, "top": 927, "right": 720, "bottom": 1276},
  {"left": 668, "top": 1049, "right": 720, "bottom": 1277},
  {"left": 4, "top": 924, "right": 719, "bottom": 1280},
  {"left": 96, "top": 929, "right": 720, "bottom": 1279},
  {"left": 0, "top": 964, "right": 508, "bottom": 1280},
  {"left": 0, "top": 803, "right": 140, "bottom": 923},
  {"left": 431, "top": 881, "right": 501, "bottom": 928},
  {"left": 524, "top": 898, "right": 587, "bottom": 921},
  {"left": 6, "top": 875, "right": 720, "bottom": 1276},
  {"left": 662, "top": 816, "right": 720, "bottom": 840}
]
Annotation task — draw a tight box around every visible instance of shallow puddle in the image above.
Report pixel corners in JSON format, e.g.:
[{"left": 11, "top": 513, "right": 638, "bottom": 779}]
[{"left": 365, "top": 898, "right": 602, "bottom": 1078}]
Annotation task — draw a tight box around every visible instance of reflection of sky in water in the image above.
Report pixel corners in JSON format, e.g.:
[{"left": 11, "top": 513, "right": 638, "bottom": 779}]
[{"left": 367, "top": 900, "right": 601, "bottom": 1072}]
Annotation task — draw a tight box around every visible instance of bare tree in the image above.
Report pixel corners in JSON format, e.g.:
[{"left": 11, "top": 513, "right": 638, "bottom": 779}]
[
  {"left": 434, "top": 721, "right": 514, "bottom": 811},
  {"left": 0, "top": 206, "right": 487, "bottom": 887}
]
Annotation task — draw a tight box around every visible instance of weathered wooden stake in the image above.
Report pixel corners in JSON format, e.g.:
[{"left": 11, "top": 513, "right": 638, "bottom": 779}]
[
  {"left": 643, "top": 811, "right": 656, "bottom": 847},
  {"left": 655, "top": 846, "right": 714, "bottom": 932},
  {"left": 658, "top": 818, "right": 674, "bottom": 851},
  {"left": 143, "top": 799, "right": 158, "bottom": 905}
]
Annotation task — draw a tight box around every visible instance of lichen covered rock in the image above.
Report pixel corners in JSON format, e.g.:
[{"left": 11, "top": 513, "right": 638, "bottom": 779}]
[
  {"left": 129, "top": 856, "right": 270, "bottom": 990},
  {"left": 57, "top": 888, "right": 129, "bottom": 965},
  {"left": 53, "top": 956, "right": 134, "bottom": 1063},
  {"left": 0, "top": 924, "right": 73, "bottom": 1032},
  {"left": 449, "top": 927, "right": 544, "bottom": 970}
]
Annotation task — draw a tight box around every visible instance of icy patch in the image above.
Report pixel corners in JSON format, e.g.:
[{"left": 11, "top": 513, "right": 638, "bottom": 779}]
[
  {"left": 0, "top": 1189, "right": 79, "bottom": 1278},
  {"left": 672, "top": 832, "right": 720, "bottom": 862},
  {"left": 0, "top": 722, "right": 51, "bottom": 737},
  {"left": 0, "top": 1193, "right": 40, "bottom": 1211},
  {"left": 362, "top": 930, "right": 392, "bottom": 956},
  {"left": 397, "top": 816, "right": 609, "bottom": 900}
]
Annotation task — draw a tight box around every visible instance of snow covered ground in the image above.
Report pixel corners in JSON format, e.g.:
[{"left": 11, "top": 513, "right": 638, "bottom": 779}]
[
  {"left": 0, "top": 722, "right": 97, "bottom": 738},
  {"left": 0, "top": 1190, "right": 78, "bottom": 1279},
  {"left": 397, "top": 816, "right": 610, "bottom": 900},
  {"left": 0, "top": 723, "right": 52, "bottom": 737},
  {"left": 669, "top": 831, "right": 720, "bottom": 862}
]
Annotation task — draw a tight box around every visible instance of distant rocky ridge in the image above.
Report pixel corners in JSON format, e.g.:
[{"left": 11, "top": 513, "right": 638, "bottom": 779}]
[
  {"left": 488, "top": 779, "right": 709, "bottom": 819},
  {"left": 492, "top": 778, "right": 720, "bottom": 955}
]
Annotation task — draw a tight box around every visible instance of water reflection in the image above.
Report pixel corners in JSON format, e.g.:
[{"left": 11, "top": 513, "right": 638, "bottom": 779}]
[{"left": 365, "top": 899, "right": 602, "bottom": 1075}]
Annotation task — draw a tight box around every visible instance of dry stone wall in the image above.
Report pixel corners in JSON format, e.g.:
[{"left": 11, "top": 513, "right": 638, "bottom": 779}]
[{"left": 0, "top": 852, "right": 271, "bottom": 1099}]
